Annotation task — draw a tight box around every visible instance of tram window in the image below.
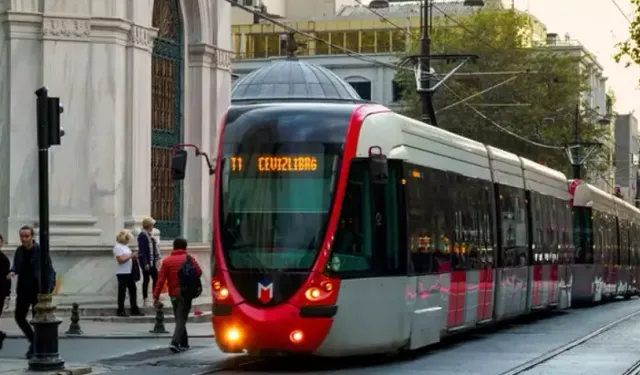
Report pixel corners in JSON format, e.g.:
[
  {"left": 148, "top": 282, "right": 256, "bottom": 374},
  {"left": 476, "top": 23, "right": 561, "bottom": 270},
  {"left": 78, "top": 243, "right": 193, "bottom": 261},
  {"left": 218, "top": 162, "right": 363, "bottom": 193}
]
[
  {"left": 330, "top": 161, "right": 372, "bottom": 274},
  {"left": 593, "top": 211, "right": 604, "bottom": 265},
  {"left": 561, "top": 201, "right": 573, "bottom": 264},
  {"left": 480, "top": 182, "right": 496, "bottom": 267},
  {"left": 405, "top": 165, "right": 452, "bottom": 275},
  {"left": 465, "top": 177, "right": 481, "bottom": 269},
  {"left": 547, "top": 196, "right": 556, "bottom": 264},
  {"left": 451, "top": 173, "right": 469, "bottom": 271},
  {"left": 632, "top": 222, "right": 639, "bottom": 266},
  {"left": 573, "top": 207, "right": 593, "bottom": 264},
  {"left": 633, "top": 222, "right": 640, "bottom": 266},
  {"left": 609, "top": 214, "right": 619, "bottom": 265},
  {"left": 382, "top": 160, "right": 404, "bottom": 274},
  {"left": 498, "top": 185, "right": 528, "bottom": 268},
  {"left": 530, "top": 193, "right": 544, "bottom": 264},
  {"left": 620, "top": 219, "right": 630, "bottom": 266}
]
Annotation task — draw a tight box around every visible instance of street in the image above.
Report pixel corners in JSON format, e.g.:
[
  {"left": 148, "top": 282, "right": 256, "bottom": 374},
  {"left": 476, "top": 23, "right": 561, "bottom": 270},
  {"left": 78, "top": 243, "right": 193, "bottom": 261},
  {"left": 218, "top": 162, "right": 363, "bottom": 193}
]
[{"left": 3, "top": 299, "right": 640, "bottom": 374}]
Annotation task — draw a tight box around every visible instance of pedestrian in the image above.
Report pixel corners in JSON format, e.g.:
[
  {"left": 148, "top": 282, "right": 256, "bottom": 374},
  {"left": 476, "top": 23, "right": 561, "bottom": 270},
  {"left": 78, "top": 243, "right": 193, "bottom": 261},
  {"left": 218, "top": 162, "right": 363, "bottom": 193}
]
[
  {"left": 153, "top": 237, "right": 202, "bottom": 353},
  {"left": 6, "top": 225, "right": 56, "bottom": 359},
  {"left": 0, "top": 234, "right": 10, "bottom": 350},
  {"left": 138, "top": 217, "right": 160, "bottom": 306},
  {"left": 113, "top": 230, "right": 143, "bottom": 317}
]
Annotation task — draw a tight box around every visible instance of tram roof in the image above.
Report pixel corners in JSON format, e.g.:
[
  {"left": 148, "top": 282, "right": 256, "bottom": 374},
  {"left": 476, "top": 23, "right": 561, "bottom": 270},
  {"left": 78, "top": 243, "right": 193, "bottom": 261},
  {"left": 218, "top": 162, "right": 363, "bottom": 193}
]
[
  {"left": 613, "top": 195, "right": 640, "bottom": 221},
  {"left": 572, "top": 182, "right": 615, "bottom": 213}
]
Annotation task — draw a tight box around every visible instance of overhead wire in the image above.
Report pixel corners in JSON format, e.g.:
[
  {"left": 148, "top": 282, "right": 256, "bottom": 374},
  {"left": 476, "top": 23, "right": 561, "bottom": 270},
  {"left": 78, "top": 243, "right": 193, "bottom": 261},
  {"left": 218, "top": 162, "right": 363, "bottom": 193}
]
[
  {"left": 350, "top": 0, "right": 562, "bottom": 149},
  {"left": 611, "top": 0, "right": 632, "bottom": 24},
  {"left": 228, "top": 0, "right": 585, "bottom": 150}
]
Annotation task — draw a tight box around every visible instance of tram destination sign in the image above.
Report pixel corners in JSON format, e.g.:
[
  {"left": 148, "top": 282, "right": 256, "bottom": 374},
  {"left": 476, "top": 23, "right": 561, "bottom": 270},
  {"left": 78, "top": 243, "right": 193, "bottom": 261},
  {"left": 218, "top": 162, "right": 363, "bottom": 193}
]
[{"left": 229, "top": 155, "right": 319, "bottom": 173}]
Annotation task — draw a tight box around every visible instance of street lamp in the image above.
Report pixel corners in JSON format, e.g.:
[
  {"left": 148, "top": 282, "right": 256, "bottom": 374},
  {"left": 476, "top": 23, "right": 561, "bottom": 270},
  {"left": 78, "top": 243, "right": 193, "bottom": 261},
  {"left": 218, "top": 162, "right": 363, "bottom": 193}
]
[{"left": 463, "top": 0, "right": 485, "bottom": 5}]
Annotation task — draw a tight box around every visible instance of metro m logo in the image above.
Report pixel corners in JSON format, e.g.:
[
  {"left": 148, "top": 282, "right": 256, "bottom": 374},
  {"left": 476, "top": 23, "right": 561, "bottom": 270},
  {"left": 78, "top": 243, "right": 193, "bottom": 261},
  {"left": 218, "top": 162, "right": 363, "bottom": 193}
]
[{"left": 257, "top": 281, "right": 274, "bottom": 304}]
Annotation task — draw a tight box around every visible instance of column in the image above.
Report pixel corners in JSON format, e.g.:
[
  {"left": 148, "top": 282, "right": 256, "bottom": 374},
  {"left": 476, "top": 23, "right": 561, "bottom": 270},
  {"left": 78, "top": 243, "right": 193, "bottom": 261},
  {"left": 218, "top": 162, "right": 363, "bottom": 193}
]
[
  {"left": 183, "top": 44, "right": 215, "bottom": 242},
  {"left": 40, "top": 13, "right": 102, "bottom": 246},
  {"left": 87, "top": 7, "right": 130, "bottom": 244},
  {"left": 0, "top": 6, "right": 42, "bottom": 244},
  {"left": 123, "top": 24, "right": 156, "bottom": 236}
]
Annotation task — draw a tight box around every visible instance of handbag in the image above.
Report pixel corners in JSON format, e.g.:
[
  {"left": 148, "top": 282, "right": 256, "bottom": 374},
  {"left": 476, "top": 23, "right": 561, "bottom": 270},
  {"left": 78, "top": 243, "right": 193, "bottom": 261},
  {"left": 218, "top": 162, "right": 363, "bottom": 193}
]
[{"left": 131, "top": 257, "right": 141, "bottom": 282}]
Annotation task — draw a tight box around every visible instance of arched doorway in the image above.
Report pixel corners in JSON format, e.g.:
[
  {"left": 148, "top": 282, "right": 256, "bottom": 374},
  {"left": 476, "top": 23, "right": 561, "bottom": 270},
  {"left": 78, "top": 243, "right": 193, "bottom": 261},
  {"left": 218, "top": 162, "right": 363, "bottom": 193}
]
[{"left": 151, "top": 0, "right": 183, "bottom": 239}]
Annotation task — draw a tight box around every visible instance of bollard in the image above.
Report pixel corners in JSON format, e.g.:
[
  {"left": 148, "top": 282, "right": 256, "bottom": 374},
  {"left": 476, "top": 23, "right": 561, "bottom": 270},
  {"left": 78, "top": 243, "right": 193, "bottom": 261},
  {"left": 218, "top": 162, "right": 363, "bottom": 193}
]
[
  {"left": 65, "top": 302, "right": 83, "bottom": 335},
  {"left": 150, "top": 302, "right": 168, "bottom": 334}
]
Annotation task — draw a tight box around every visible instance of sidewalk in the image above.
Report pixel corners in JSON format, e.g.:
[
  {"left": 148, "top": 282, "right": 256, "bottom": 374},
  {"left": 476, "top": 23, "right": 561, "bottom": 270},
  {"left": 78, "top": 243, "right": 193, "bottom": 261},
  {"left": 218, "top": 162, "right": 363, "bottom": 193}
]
[
  {"left": 0, "top": 317, "right": 214, "bottom": 339},
  {"left": 0, "top": 359, "right": 96, "bottom": 374}
]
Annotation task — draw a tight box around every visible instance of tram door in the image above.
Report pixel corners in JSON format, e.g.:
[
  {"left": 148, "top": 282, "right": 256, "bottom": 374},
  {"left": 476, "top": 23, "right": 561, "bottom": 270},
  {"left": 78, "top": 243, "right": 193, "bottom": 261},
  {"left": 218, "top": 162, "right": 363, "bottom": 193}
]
[
  {"left": 368, "top": 159, "right": 404, "bottom": 275},
  {"left": 367, "top": 157, "right": 408, "bottom": 347}
]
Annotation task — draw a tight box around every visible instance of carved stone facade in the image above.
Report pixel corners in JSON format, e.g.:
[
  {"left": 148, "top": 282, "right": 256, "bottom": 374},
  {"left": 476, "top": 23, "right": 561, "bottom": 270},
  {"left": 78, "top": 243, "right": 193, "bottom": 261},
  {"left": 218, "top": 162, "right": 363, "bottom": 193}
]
[{"left": 0, "top": 0, "right": 233, "bottom": 248}]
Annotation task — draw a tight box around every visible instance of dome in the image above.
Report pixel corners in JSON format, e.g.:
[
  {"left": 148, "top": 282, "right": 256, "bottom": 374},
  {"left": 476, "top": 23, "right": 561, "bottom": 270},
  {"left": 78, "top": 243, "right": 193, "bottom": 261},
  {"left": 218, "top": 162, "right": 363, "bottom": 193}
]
[{"left": 231, "top": 57, "right": 365, "bottom": 104}]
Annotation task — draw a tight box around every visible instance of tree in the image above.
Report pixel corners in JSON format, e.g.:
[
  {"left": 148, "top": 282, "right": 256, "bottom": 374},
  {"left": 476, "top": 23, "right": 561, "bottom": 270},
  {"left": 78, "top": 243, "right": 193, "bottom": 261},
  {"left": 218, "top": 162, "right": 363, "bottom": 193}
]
[
  {"left": 395, "top": 9, "right": 610, "bottom": 178},
  {"left": 614, "top": 0, "right": 640, "bottom": 74}
]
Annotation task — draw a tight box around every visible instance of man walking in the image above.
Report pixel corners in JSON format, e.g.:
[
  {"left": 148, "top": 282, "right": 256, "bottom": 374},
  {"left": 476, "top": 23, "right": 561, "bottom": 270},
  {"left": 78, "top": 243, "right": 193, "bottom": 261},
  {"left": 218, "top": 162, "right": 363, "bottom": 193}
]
[
  {"left": 6, "top": 225, "right": 56, "bottom": 359},
  {"left": 153, "top": 237, "right": 202, "bottom": 353},
  {"left": 0, "top": 234, "right": 10, "bottom": 350}
]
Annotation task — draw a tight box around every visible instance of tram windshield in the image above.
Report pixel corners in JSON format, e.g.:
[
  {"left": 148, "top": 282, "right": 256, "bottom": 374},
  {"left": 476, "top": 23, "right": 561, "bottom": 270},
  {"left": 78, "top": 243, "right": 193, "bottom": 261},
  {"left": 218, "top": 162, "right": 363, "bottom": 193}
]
[
  {"left": 217, "top": 105, "right": 352, "bottom": 271},
  {"left": 219, "top": 147, "right": 340, "bottom": 271}
]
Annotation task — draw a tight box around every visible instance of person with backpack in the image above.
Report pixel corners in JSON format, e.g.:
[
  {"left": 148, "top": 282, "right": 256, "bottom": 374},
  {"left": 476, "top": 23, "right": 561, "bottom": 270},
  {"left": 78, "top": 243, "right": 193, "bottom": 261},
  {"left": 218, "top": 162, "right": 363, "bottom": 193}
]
[{"left": 153, "top": 237, "right": 202, "bottom": 353}]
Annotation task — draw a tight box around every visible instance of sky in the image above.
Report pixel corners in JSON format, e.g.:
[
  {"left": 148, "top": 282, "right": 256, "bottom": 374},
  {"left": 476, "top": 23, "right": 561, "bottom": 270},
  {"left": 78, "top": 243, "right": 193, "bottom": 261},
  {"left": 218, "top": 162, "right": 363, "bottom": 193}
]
[{"left": 511, "top": 0, "right": 640, "bottom": 116}]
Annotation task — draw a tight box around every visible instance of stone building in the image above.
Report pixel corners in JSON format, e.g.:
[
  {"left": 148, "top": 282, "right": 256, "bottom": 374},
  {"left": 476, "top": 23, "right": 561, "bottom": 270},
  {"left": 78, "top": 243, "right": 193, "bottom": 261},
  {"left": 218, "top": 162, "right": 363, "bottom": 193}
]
[{"left": 0, "top": 0, "right": 233, "bottom": 247}]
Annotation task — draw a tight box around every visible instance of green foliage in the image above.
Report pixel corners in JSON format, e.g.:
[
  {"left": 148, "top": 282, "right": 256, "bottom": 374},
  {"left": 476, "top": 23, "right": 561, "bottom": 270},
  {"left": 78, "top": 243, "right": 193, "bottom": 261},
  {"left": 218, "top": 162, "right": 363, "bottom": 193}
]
[
  {"left": 394, "top": 9, "right": 610, "bottom": 178},
  {"left": 614, "top": 0, "right": 640, "bottom": 71}
]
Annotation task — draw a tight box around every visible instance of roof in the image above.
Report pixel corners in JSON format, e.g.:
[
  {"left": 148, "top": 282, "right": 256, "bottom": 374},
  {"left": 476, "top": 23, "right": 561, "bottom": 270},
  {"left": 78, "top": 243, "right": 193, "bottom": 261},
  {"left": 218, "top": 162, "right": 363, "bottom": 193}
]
[
  {"left": 335, "top": 1, "right": 492, "bottom": 20},
  {"left": 231, "top": 57, "right": 365, "bottom": 104}
]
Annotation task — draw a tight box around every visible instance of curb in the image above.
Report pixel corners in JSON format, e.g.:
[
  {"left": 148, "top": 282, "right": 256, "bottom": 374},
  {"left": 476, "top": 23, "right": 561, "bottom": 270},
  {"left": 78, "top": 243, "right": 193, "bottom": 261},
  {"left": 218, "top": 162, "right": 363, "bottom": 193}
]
[
  {"left": 5, "top": 333, "right": 214, "bottom": 339},
  {"left": 55, "top": 366, "right": 92, "bottom": 375}
]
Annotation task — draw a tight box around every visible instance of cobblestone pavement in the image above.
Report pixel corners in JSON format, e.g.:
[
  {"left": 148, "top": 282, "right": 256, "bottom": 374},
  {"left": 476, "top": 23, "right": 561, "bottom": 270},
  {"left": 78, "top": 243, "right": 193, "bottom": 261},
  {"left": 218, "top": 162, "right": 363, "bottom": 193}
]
[{"left": 2, "top": 299, "right": 640, "bottom": 374}]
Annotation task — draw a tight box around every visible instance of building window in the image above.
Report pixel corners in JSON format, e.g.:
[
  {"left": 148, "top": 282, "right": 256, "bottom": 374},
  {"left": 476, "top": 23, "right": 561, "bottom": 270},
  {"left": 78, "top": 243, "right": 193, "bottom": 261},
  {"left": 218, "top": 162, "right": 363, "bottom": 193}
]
[
  {"left": 347, "top": 80, "right": 371, "bottom": 101},
  {"left": 392, "top": 80, "right": 404, "bottom": 102}
]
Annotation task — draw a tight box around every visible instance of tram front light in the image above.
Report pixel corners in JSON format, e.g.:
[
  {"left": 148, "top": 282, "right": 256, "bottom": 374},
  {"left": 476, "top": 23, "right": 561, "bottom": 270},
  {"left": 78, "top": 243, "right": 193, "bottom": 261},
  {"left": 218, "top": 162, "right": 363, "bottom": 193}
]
[
  {"left": 290, "top": 330, "right": 304, "bottom": 344},
  {"left": 217, "top": 287, "right": 229, "bottom": 300},
  {"left": 305, "top": 287, "right": 321, "bottom": 301},
  {"left": 226, "top": 328, "right": 241, "bottom": 343}
]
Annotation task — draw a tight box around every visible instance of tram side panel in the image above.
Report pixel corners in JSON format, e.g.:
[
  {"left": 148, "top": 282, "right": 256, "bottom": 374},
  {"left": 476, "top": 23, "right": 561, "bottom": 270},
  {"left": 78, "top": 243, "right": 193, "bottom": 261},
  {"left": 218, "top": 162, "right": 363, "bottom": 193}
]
[{"left": 487, "top": 153, "right": 530, "bottom": 320}]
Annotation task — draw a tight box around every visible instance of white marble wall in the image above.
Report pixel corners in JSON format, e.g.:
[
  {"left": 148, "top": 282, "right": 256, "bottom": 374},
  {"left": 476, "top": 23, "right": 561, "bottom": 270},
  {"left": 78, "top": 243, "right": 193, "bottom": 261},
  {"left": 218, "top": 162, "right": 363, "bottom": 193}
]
[{"left": 0, "top": 0, "right": 233, "bottom": 247}]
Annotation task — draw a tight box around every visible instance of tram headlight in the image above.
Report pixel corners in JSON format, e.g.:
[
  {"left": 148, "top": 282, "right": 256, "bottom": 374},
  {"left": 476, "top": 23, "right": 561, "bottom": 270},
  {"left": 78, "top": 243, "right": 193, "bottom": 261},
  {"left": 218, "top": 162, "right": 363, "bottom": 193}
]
[
  {"left": 290, "top": 330, "right": 304, "bottom": 344},
  {"left": 305, "top": 287, "right": 321, "bottom": 301},
  {"left": 226, "top": 328, "right": 241, "bottom": 343}
]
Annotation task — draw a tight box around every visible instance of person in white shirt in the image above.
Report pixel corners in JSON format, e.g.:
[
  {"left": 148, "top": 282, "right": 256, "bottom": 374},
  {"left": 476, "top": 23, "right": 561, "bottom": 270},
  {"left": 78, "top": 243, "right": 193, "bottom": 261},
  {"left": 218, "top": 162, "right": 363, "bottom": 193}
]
[{"left": 113, "top": 231, "right": 143, "bottom": 317}]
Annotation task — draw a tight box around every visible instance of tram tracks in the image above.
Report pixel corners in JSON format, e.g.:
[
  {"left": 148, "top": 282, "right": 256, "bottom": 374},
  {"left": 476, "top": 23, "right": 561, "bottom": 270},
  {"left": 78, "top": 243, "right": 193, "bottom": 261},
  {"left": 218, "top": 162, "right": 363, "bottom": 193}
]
[{"left": 498, "top": 308, "right": 640, "bottom": 375}]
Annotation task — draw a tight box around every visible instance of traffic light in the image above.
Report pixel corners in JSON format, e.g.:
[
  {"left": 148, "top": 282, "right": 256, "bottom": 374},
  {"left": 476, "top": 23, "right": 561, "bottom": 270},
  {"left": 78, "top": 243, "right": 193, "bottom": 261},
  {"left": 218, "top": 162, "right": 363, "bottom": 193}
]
[
  {"left": 35, "top": 87, "right": 65, "bottom": 149},
  {"left": 48, "top": 97, "right": 63, "bottom": 146}
]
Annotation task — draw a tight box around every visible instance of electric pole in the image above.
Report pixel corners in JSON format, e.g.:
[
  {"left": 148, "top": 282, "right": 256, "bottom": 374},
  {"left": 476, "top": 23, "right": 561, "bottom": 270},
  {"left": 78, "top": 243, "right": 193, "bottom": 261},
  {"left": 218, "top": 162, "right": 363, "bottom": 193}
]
[
  {"left": 420, "top": 0, "right": 438, "bottom": 126},
  {"left": 567, "top": 102, "right": 603, "bottom": 181},
  {"left": 572, "top": 103, "right": 581, "bottom": 179}
]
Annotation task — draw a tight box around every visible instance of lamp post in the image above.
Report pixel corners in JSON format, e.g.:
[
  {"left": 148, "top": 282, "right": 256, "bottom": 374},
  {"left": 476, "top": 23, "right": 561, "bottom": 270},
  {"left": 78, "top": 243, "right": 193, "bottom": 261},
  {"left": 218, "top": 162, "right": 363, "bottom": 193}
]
[{"left": 29, "top": 86, "right": 65, "bottom": 371}]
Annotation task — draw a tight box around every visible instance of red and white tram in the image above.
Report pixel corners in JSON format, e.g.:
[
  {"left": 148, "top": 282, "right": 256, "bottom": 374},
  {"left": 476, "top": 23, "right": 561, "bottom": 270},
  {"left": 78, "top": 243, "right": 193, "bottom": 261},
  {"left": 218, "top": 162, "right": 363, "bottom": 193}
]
[
  {"left": 571, "top": 180, "right": 640, "bottom": 302},
  {"left": 172, "top": 101, "right": 639, "bottom": 357}
]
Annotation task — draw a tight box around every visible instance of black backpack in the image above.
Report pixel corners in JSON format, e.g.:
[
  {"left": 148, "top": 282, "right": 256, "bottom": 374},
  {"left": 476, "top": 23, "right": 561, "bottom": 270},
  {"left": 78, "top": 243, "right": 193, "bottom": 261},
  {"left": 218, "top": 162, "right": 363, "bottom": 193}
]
[{"left": 178, "top": 255, "right": 202, "bottom": 299}]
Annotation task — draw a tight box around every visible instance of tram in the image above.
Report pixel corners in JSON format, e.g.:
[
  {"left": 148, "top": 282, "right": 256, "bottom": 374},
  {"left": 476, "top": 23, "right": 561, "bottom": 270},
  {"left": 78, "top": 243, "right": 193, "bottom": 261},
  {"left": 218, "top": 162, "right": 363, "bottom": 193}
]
[
  {"left": 172, "top": 101, "right": 640, "bottom": 357},
  {"left": 570, "top": 180, "right": 640, "bottom": 303}
]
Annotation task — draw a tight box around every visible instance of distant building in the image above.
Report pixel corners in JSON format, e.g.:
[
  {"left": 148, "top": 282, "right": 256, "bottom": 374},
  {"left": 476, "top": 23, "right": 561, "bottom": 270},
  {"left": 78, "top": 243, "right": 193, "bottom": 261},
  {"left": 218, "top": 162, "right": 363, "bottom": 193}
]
[
  {"left": 230, "top": 0, "right": 613, "bottom": 187},
  {"left": 615, "top": 114, "right": 639, "bottom": 205}
]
